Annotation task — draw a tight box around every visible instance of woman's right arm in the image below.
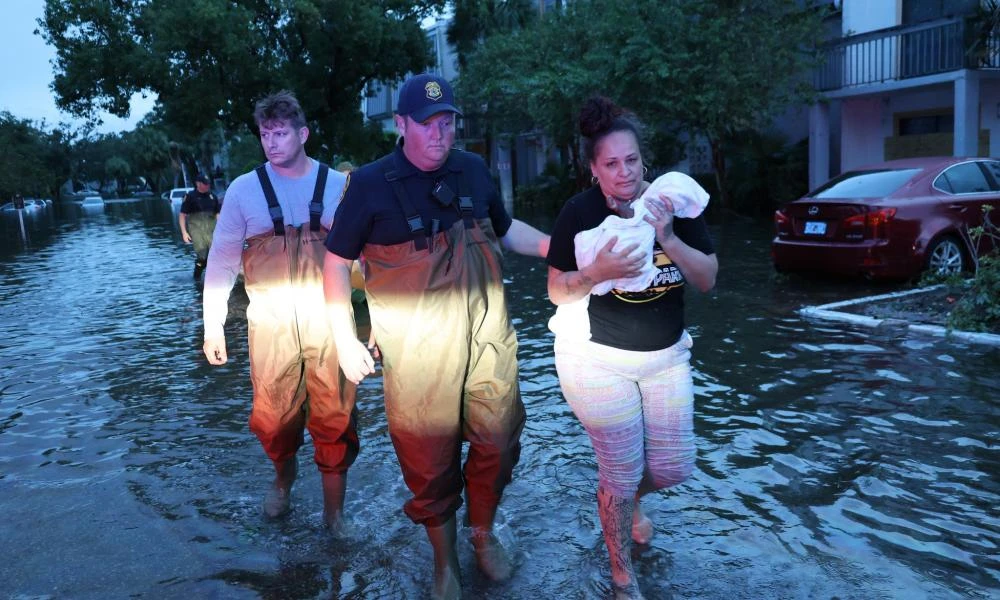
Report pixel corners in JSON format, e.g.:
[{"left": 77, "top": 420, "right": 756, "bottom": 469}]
[{"left": 547, "top": 237, "right": 645, "bottom": 305}]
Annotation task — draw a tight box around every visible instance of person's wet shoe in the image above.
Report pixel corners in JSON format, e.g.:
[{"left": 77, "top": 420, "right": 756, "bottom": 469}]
[
  {"left": 426, "top": 517, "right": 462, "bottom": 600},
  {"left": 471, "top": 527, "right": 514, "bottom": 582},
  {"left": 263, "top": 458, "right": 297, "bottom": 519},
  {"left": 321, "top": 471, "right": 348, "bottom": 534},
  {"left": 263, "top": 486, "right": 292, "bottom": 519},
  {"left": 432, "top": 564, "right": 461, "bottom": 600}
]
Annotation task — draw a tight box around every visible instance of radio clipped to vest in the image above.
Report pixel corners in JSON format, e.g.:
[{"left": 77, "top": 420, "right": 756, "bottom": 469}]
[{"left": 431, "top": 180, "right": 475, "bottom": 230}]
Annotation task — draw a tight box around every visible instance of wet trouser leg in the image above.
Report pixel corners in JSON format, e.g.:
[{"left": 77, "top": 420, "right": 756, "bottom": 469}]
[
  {"left": 381, "top": 338, "right": 524, "bottom": 528},
  {"left": 248, "top": 331, "right": 309, "bottom": 464},
  {"left": 462, "top": 342, "right": 526, "bottom": 530},
  {"left": 554, "top": 333, "right": 696, "bottom": 498},
  {"left": 189, "top": 213, "right": 216, "bottom": 260}
]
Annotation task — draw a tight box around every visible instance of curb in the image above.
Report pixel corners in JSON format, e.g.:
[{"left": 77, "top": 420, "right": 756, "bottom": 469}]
[{"left": 799, "top": 284, "right": 1000, "bottom": 347}]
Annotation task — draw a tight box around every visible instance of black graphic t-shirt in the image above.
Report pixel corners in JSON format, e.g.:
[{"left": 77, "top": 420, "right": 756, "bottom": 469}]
[{"left": 547, "top": 185, "right": 715, "bottom": 351}]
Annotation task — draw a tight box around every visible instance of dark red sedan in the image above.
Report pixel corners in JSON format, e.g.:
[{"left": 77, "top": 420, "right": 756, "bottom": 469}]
[{"left": 772, "top": 156, "right": 1000, "bottom": 280}]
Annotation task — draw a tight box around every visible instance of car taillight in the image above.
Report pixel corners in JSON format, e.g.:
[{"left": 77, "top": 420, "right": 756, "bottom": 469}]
[
  {"left": 842, "top": 208, "right": 896, "bottom": 239},
  {"left": 774, "top": 209, "right": 790, "bottom": 234}
]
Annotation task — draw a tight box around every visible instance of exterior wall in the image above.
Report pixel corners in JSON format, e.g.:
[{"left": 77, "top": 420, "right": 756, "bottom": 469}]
[
  {"left": 983, "top": 79, "right": 1000, "bottom": 156},
  {"left": 840, "top": 97, "right": 888, "bottom": 170},
  {"left": 842, "top": 0, "right": 898, "bottom": 35}
]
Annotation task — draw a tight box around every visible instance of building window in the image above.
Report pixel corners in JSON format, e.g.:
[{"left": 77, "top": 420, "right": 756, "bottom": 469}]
[{"left": 897, "top": 112, "right": 953, "bottom": 136}]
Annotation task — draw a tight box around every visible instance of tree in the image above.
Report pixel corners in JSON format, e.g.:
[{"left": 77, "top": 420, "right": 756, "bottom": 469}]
[
  {"left": 0, "top": 112, "right": 71, "bottom": 201},
  {"left": 457, "top": 0, "right": 828, "bottom": 208},
  {"left": 38, "top": 0, "right": 447, "bottom": 161},
  {"left": 447, "top": 0, "right": 537, "bottom": 69},
  {"left": 121, "top": 126, "right": 172, "bottom": 192},
  {"left": 104, "top": 156, "right": 131, "bottom": 195}
]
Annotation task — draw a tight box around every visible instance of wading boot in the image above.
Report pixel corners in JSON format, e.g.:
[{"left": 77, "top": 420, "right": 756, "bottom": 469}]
[
  {"left": 193, "top": 259, "right": 207, "bottom": 281},
  {"left": 425, "top": 517, "right": 461, "bottom": 600},
  {"left": 321, "top": 471, "right": 347, "bottom": 534},
  {"left": 597, "top": 487, "right": 644, "bottom": 599},
  {"left": 470, "top": 526, "right": 514, "bottom": 582},
  {"left": 263, "top": 457, "right": 297, "bottom": 519}
]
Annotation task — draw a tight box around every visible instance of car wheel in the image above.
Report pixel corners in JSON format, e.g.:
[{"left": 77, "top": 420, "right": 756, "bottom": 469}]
[{"left": 925, "top": 235, "right": 965, "bottom": 276}]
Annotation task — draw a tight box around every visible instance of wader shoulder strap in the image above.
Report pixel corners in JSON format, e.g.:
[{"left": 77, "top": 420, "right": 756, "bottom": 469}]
[
  {"left": 255, "top": 165, "right": 284, "bottom": 236},
  {"left": 455, "top": 168, "right": 474, "bottom": 229},
  {"left": 309, "top": 163, "right": 329, "bottom": 232},
  {"left": 379, "top": 154, "right": 428, "bottom": 251}
]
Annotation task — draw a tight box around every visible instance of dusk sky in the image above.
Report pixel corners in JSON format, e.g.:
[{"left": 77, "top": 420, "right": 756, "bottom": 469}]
[{"left": 0, "top": 0, "right": 155, "bottom": 134}]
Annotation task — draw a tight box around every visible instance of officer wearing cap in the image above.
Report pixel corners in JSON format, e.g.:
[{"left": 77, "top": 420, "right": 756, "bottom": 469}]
[
  {"left": 323, "top": 73, "right": 549, "bottom": 599},
  {"left": 179, "top": 173, "right": 221, "bottom": 281}
]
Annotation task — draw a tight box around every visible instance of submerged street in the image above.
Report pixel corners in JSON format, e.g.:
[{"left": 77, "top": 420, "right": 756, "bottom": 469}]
[{"left": 0, "top": 198, "right": 997, "bottom": 599}]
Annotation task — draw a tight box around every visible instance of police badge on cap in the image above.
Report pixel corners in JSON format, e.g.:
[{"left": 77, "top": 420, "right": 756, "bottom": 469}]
[{"left": 396, "top": 73, "right": 463, "bottom": 123}]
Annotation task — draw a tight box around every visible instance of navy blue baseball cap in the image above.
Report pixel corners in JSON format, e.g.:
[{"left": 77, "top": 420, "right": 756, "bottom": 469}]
[{"left": 395, "top": 73, "right": 463, "bottom": 123}]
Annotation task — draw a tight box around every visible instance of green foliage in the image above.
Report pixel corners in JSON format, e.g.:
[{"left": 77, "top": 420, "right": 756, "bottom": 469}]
[
  {"left": 948, "top": 206, "right": 1000, "bottom": 332},
  {"left": 38, "top": 0, "right": 445, "bottom": 159},
  {"left": 456, "top": 0, "right": 828, "bottom": 205},
  {"left": 104, "top": 156, "right": 131, "bottom": 194},
  {"left": 513, "top": 161, "right": 577, "bottom": 213},
  {"left": 447, "top": 0, "right": 537, "bottom": 69},
  {"left": 0, "top": 112, "right": 73, "bottom": 201},
  {"left": 724, "top": 131, "right": 809, "bottom": 217}
]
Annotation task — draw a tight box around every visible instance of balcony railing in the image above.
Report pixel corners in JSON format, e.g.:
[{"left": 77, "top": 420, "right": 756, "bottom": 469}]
[{"left": 815, "top": 17, "right": 1000, "bottom": 92}]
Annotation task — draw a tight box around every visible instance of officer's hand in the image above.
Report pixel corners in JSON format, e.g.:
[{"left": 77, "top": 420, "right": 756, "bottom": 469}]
[
  {"left": 204, "top": 336, "right": 228, "bottom": 365},
  {"left": 337, "top": 336, "right": 375, "bottom": 384},
  {"left": 182, "top": 232, "right": 192, "bottom": 244}
]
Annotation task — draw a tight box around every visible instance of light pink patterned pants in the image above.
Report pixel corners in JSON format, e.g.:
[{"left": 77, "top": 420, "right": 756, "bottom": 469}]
[{"left": 554, "top": 331, "right": 696, "bottom": 497}]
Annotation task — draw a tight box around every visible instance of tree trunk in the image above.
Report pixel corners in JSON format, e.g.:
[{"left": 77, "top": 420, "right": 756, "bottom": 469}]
[{"left": 710, "top": 139, "right": 729, "bottom": 210}]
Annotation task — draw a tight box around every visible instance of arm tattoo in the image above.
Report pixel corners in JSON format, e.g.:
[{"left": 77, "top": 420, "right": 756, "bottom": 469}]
[{"left": 563, "top": 271, "right": 594, "bottom": 295}]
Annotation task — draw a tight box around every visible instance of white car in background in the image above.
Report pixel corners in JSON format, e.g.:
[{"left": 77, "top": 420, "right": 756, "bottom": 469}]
[{"left": 162, "top": 187, "right": 194, "bottom": 206}]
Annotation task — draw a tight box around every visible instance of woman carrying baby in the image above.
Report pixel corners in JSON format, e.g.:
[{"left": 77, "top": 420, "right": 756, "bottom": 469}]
[{"left": 546, "top": 96, "right": 718, "bottom": 599}]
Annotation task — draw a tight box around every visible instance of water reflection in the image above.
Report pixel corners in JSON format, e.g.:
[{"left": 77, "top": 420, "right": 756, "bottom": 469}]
[{"left": 0, "top": 199, "right": 996, "bottom": 599}]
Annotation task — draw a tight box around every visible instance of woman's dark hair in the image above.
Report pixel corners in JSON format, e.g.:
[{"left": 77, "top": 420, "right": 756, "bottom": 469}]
[{"left": 578, "top": 96, "right": 643, "bottom": 163}]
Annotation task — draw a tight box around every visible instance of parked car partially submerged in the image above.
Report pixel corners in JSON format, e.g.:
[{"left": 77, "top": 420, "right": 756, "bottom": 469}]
[
  {"left": 162, "top": 187, "right": 194, "bottom": 205},
  {"left": 80, "top": 194, "right": 105, "bottom": 208},
  {"left": 772, "top": 157, "right": 1000, "bottom": 280}
]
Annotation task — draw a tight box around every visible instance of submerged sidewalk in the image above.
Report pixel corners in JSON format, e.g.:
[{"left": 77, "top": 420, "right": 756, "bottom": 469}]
[{"left": 799, "top": 284, "right": 1000, "bottom": 347}]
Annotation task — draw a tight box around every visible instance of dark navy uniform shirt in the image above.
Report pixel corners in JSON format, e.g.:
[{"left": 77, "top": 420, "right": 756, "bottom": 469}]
[
  {"left": 180, "top": 190, "right": 220, "bottom": 215},
  {"left": 325, "top": 143, "right": 513, "bottom": 260}
]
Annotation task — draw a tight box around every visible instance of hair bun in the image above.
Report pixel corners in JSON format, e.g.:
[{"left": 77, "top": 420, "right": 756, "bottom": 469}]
[{"left": 578, "top": 96, "right": 624, "bottom": 138}]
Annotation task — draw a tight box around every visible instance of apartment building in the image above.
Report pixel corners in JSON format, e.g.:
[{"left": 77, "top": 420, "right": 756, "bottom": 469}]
[{"left": 809, "top": 0, "right": 1000, "bottom": 188}]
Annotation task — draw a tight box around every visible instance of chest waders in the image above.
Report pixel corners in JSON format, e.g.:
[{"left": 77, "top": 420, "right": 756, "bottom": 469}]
[
  {"left": 187, "top": 212, "right": 217, "bottom": 261},
  {"left": 361, "top": 155, "right": 526, "bottom": 527},
  {"left": 243, "top": 163, "right": 359, "bottom": 474}
]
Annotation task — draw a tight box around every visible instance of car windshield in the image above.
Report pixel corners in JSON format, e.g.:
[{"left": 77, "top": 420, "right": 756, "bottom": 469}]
[{"left": 811, "top": 168, "right": 921, "bottom": 198}]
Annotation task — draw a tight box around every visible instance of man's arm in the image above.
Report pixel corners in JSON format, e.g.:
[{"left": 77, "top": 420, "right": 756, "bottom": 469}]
[
  {"left": 323, "top": 251, "right": 374, "bottom": 384},
  {"left": 500, "top": 219, "right": 550, "bottom": 258},
  {"left": 178, "top": 212, "right": 191, "bottom": 243},
  {"left": 201, "top": 193, "right": 246, "bottom": 364}
]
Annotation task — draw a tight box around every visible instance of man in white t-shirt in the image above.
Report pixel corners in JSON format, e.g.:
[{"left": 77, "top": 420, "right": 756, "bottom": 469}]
[{"left": 202, "top": 90, "right": 357, "bottom": 533}]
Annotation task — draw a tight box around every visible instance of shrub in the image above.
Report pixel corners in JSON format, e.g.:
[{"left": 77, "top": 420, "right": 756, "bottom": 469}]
[{"left": 948, "top": 206, "right": 1000, "bottom": 332}]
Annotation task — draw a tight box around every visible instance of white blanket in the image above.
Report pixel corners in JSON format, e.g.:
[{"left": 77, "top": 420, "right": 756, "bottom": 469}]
[{"left": 548, "top": 172, "right": 709, "bottom": 340}]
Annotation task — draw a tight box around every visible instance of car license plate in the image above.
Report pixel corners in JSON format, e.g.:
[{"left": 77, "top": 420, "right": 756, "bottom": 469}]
[{"left": 804, "top": 221, "right": 826, "bottom": 235}]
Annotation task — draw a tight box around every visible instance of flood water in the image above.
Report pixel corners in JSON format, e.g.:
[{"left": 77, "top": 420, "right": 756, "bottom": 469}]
[{"left": 1, "top": 198, "right": 997, "bottom": 600}]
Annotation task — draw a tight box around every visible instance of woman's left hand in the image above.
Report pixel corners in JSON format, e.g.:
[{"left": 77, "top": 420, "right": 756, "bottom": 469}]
[{"left": 644, "top": 194, "right": 675, "bottom": 246}]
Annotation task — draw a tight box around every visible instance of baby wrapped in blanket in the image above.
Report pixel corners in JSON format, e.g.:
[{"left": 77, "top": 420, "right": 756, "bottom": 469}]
[{"left": 548, "top": 171, "right": 710, "bottom": 340}]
